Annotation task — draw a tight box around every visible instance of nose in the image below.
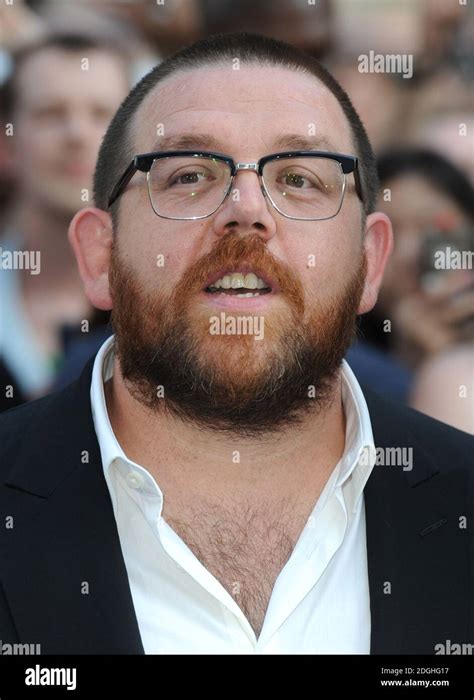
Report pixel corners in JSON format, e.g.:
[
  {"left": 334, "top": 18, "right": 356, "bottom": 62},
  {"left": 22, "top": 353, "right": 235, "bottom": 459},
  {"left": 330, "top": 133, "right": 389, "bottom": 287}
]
[
  {"left": 62, "top": 111, "right": 91, "bottom": 145},
  {"left": 211, "top": 166, "right": 277, "bottom": 242}
]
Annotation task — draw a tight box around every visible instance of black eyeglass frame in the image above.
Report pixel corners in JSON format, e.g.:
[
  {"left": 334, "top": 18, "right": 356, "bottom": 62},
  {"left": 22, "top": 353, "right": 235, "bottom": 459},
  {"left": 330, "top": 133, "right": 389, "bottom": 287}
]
[{"left": 107, "top": 149, "right": 364, "bottom": 220}]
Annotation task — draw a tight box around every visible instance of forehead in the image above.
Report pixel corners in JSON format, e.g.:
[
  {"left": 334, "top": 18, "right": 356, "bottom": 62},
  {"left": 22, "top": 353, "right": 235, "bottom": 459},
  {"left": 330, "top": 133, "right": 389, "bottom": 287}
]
[
  {"left": 17, "top": 47, "right": 126, "bottom": 106},
  {"left": 133, "top": 63, "right": 354, "bottom": 155}
]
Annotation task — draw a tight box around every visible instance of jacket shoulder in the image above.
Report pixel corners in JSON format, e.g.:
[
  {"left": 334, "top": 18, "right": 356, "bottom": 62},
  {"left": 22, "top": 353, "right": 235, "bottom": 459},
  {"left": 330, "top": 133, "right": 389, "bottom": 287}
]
[
  {"left": 0, "top": 352, "right": 95, "bottom": 484},
  {"left": 0, "top": 388, "right": 70, "bottom": 472},
  {"left": 363, "top": 387, "right": 473, "bottom": 473}
]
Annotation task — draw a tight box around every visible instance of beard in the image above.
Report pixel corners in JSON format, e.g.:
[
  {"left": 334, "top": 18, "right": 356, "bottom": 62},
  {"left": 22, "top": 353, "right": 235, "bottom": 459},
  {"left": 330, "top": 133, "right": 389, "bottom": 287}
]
[{"left": 109, "top": 231, "right": 367, "bottom": 439}]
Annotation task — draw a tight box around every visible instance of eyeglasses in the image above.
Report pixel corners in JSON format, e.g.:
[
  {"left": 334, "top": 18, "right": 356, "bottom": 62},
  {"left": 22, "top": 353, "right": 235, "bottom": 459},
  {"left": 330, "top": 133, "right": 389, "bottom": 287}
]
[{"left": 108, "top": 150, "right": 363, "bottom": 221}]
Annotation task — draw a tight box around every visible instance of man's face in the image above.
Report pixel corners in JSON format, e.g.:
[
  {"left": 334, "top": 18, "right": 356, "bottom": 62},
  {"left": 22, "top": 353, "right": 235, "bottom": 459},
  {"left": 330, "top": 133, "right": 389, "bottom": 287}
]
[
  {"left": 109, "top": 64, "right": 367, "bottom": 437},
  {"left": 12, "top": 48, "right": 128, "bottom": 216}
]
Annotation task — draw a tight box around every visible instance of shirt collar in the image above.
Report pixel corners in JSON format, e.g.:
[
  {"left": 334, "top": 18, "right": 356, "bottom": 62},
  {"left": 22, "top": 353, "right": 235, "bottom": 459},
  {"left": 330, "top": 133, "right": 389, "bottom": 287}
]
[
  {"left": 90, "top": 335, "right": 125, "bottom": 477},
  {"left": 90, "top": 335, "right": 376, "bottom": 510},
  {"left": 338, "top": 359, "right": 377, "bottom": 512}
]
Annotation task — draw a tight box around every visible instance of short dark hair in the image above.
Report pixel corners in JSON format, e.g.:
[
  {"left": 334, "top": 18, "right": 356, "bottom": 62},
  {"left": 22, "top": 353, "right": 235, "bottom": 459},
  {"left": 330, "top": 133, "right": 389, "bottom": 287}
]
[
  {"left": 94, "top": 31, "right": 379, "bottom": 222},
  {"left": 1, "top": 32, "right": 131, "bottom": 121},
  {"left": 378, "top": 149, "right": 474, "bottom": 220}
]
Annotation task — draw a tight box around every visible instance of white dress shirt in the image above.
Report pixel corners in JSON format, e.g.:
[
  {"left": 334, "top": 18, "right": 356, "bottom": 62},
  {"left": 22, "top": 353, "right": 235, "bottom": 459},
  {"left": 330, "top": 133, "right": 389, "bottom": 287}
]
[{"left": 90, "top": 335, "right": 376, "bottom": 654}]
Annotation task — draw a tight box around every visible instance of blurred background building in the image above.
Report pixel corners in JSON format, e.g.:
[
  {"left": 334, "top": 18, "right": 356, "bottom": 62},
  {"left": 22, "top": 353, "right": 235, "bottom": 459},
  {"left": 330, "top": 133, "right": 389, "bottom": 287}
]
[{"left": 0, "top": 0, "right": 472, "bottom": 432}]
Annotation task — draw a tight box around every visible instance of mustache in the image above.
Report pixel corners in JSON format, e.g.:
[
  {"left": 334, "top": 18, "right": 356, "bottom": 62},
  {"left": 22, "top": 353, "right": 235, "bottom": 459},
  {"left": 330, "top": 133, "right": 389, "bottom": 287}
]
[{"left": 170, "top": 231, "right": 305, "bottom": 314}]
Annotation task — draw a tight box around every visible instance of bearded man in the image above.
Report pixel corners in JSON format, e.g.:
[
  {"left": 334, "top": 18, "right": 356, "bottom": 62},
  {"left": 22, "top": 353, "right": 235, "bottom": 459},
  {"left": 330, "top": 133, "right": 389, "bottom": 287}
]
[{"left": 0, "top": 32, "right": 471, "bottom": 655}]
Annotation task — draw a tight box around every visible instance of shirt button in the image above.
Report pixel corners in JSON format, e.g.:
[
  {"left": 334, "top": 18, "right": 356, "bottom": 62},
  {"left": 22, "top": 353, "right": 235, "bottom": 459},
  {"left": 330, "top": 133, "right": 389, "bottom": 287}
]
[{"left": 126, "top": 471, "right": 145, "bottom": 490}]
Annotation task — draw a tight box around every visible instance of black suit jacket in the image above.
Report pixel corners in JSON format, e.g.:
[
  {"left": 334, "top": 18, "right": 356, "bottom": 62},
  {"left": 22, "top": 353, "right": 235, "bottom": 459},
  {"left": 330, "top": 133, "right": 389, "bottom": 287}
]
[{"left": 0, "top": 356, "right": 472, "bottom": 654}]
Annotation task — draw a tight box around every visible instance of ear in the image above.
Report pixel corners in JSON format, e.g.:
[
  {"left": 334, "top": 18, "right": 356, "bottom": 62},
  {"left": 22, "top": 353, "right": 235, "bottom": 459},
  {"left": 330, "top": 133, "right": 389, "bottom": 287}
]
[
  {"left": 358, "top": 212, "right": 393, "bottom": 314},
  {"left": 68, "top": 207, "right": 114, "bottom": 310}
]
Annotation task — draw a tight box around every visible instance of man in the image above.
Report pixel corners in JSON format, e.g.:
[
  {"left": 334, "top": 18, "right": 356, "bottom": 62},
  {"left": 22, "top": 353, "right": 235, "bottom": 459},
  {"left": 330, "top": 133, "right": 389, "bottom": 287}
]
[
  {"left": 0, "top": 32, "right": 472, "bottom": 655},
  {"left": 0, "top": 33, "right": 130, "bottom": 410}
]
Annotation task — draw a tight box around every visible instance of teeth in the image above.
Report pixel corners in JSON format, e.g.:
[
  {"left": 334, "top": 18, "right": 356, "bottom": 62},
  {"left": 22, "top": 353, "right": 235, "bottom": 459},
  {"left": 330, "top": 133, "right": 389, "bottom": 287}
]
[
  {"left": 209, "top": 272, "right": 269, "bottom": 290},
  {"left": 244, "top": 273, "right": 258, "bottom": 288},
  {"left": 231, "top": 275, "right": 243, "bottom": 289},
  {"left": 218, "top": 291, "right": 260, "bottom": 298}
]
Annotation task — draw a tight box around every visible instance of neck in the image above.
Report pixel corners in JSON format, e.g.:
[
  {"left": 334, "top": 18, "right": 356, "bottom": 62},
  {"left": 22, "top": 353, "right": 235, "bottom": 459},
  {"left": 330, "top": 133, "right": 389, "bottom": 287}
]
[
  {"left": 8, "top": 199, "right": 79, "bottom": 288},
  {"left": 105, "top": 358, "right": 347, "bottom": 504}
]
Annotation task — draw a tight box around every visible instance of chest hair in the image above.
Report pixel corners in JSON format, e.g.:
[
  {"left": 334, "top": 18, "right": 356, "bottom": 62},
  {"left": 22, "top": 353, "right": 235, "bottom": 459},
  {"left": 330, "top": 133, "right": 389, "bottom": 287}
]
[{"left": 164, "top": 495, "right": 310, "bottom": 638}]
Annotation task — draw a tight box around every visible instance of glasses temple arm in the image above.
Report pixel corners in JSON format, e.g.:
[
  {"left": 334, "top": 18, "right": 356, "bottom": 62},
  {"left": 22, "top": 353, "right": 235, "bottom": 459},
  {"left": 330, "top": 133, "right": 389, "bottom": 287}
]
[
  {"left": 108, "top": 160, "right": 138, "bottom": 208},
  {"left": 352, "top": 165, "right": 364, "bottom": 205}
]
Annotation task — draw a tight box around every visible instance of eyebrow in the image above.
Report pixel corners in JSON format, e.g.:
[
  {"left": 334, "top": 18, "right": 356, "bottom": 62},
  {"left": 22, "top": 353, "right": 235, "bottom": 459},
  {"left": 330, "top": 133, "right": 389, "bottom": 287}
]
[{"left": 149, "top": 132, "right": 339, "bottom": 154}]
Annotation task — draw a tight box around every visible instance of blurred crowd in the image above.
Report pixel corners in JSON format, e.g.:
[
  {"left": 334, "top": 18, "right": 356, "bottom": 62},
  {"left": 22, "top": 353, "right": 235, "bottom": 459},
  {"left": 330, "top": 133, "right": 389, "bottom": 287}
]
[{"left": 0, "top": 0, "right": 473, "bottom": 432}]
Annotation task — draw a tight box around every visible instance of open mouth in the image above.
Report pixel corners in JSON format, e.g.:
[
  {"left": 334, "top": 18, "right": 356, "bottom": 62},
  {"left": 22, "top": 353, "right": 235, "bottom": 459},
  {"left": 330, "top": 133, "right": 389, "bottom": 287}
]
[{"left": 205, "top": 271, "right": 273, "bottom": 298}]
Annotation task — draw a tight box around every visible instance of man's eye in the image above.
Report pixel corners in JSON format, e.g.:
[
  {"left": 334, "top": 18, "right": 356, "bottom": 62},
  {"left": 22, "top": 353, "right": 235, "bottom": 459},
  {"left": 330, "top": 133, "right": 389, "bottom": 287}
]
[
  {"left": 283, "top": 172, "right": 309, "bottom": 188},
  {"left": 170, "top": 171, "right": 208, "bottom": 186},
  {"left": 279, "top": 171, "right": 322, "bottom": 189},
  {"left": 33, "top": 106, "right": 64, "bottom": 121},
  {"left": 92, "top": 106, "right": 114, "bottom": 122}
]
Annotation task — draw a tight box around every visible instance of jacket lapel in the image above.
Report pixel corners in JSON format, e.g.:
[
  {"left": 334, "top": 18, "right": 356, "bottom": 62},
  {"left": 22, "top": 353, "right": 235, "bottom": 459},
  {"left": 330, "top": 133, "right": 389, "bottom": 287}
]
[{"left": 2, "top": 358, "right": 144, "bottom": 654}]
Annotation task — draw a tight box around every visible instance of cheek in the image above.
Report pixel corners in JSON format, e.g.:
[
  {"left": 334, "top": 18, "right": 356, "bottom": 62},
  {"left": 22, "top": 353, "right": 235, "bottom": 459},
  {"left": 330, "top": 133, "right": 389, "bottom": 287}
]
[
  {"left": 279, "top": 221, "right": 359, "bottom": 301},
  {"left": 86, "top": 125, "right": 109, "bottom": 152},
  {"left": 16, "top": 131, "right": 52, "bottom": 165},
  {"left": 147, "top": 250, "right": 188, "bottom": 293},
  {"left": 116, "top": 219, "right": 198, "bottom": 294}
]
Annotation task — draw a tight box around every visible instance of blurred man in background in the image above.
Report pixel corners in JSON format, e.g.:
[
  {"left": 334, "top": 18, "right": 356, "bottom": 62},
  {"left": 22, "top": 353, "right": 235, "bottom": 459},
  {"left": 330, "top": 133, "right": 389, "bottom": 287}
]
[{"left": 0, "top": 33, "right": 130, "bottom": 411}]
